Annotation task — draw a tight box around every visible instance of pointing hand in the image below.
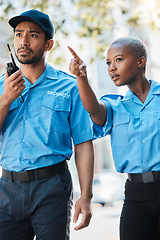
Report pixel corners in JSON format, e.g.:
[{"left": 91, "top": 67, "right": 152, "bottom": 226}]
[{"left": 68, "top": 46, "right": 87, "bottom": 77}]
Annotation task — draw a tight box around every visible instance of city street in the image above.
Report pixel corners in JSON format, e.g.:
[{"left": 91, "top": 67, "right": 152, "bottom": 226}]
[{"left": 70, "top": 202, "right": 122, "bottom": 240}]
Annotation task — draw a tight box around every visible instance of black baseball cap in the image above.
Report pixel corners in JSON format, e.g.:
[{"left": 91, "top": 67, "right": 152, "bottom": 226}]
[{"left": 9, "top": 9, "right": 54, "bottom": 39}]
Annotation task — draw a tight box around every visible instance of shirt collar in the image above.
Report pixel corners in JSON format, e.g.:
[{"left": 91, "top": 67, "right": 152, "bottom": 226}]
[
  {"left": 44, "top": 63, "right": 58, "bottom": 80},
  {"left": 122, "top": 80, "right": 160, "bottom": 102},
  {"left": 121, "top": 89, "right": 133, "bottom": 101},
  {"left": 150, "top": 79, "right": 160, "bottom": 94},
  {"left": 24, "top": 63, "right": 58, "bottom": 88}
]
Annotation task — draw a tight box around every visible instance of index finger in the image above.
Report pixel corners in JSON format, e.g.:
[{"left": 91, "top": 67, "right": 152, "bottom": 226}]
[{"left": 68, "top": 46, "right": 81, "bottom": 62}]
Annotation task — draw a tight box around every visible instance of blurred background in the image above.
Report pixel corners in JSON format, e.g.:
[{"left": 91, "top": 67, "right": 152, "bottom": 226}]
[{"left": 0, "top": 0, "right": 160, "bottom": 239}]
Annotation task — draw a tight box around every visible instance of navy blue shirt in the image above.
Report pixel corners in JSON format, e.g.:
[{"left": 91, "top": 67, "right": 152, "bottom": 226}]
[
  {"left": 91, "top": 80, "right": 160, "bottom": 173},
  {"left": 0, "top": 63, "right": 93, "bottom": 171}
]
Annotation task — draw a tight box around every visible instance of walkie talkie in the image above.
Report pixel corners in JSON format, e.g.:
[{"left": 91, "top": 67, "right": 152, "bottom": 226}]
[
  {"left": 6, "top": 44, "right": 24, "bottom": 103},
  {"left": 6, "top": 44, "right": 19, "bottom": 76}
]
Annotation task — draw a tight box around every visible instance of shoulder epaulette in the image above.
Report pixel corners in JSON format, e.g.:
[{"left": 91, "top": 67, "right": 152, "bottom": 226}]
[
  {"left": 101, "top": 94, "right": 124, "bottom": 100},
  {"left": 58, "top": 70, "right": 76, "bottom": 80}
]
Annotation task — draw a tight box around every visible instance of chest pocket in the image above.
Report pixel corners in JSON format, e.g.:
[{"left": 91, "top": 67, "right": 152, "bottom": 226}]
[
  {"left": 42, "top": 94, "right": 71, "bottom": 111},
  {"left": 111, "top": 113, "right": 130, "bottom": 153},
  {"left": 41, "top": 94, "right": 71, "bottom": 132},
  {"left": 113, "top": 113, "right": 130, "bottom": 127}
]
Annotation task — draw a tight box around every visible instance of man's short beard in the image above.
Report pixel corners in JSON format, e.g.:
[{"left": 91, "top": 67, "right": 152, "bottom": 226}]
[{"left": 15, "top": 53, "right": 44, "bottom": 65}]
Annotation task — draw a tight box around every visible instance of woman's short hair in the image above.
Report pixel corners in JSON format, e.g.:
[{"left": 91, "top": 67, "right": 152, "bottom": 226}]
[{"left": 110, "top": 36, "right": 147, "bottom": 61}]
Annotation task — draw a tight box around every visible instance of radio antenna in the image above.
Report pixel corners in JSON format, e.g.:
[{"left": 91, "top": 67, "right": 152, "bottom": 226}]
[{"left": 7, "top": 44, "right": 17, "bottom": 66}]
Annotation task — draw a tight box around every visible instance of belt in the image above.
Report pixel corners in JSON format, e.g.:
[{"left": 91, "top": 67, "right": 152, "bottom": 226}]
[
  {"left": 128, "top": 171, "right": 160, "bottom": 183},
  {"left": 2, "top": 160, "right": 68, "bottom": 182}
]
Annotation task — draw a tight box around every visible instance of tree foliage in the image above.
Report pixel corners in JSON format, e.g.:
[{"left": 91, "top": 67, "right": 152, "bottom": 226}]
[
  {"left": 72, "top": 0, "right": 160, "bottom": 59},
  {"left": 0, "top": 0, "right": 69, "bottom": 64},
  {"left": 1, "top": 0, "right": 160, "bottom": 63},
  {"left": 0, "top": 0, "right": 68, "bottom": 36}
]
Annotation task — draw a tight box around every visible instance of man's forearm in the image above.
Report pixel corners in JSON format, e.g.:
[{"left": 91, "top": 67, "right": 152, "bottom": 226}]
[
  {"left": 73, "top": 140, "right": 94, "bottom": 230},
  {"left": 74, "top": 140, "right": 94, "bottom": 201}
]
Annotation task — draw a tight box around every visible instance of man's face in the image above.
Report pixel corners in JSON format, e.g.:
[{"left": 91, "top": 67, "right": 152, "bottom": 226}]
[{"left": 14, "top": 21, "right": 47, "bottom": 64}]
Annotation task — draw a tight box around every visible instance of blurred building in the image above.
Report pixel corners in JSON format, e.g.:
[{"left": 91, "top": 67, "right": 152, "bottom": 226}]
[{"left": 0, "top": 21, "right": 10, "bottom": 75}]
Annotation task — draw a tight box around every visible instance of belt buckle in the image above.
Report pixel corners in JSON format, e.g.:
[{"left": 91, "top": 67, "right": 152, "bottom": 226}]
[{"left": 142, "top": 171, "right": 154, "bottom": 183}]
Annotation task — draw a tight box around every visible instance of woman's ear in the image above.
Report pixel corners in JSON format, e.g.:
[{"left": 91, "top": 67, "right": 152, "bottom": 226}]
[
  {"left": 45, "top": 39, "right": 54, "bottom": 51},
  {"left": 138, "top": 56, "right": 146, "bottom": 69}
]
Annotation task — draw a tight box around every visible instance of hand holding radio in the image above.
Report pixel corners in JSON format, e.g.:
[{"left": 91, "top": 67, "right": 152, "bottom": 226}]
[
  {"left": 4, "top": 44, "right": 25, "bottom": 103},
  {"left": 3, "top": 70, "right": 25, "bottom": 104}
]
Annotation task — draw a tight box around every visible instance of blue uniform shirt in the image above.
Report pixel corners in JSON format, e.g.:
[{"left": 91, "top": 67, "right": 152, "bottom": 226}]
[
  {"left": 91, "top": 80, "right": 160, "bottom": 174},
  {"left": 0, "top": 63, "right": 93, "bottom": 171}
]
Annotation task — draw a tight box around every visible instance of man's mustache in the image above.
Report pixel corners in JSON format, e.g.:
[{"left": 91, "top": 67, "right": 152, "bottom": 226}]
[{"left": 17, "top": 47, "right": 33, "bottom": 53}]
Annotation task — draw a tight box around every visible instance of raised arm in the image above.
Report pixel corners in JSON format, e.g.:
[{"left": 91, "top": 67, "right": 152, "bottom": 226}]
[{"left": 68, "top": 46, "right": 107, "bottom": 127}]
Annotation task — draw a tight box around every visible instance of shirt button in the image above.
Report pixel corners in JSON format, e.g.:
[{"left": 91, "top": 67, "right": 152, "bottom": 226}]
[
  {"left": 142, "top": 139, "right": 145, "bottom": 143},
  {"left": 141, "top": 121, "right": 144, "bottom": 125},
  {"left": 21, "top": 138, "right": 25, "bottom": 143},
  {"left": 143, "top": 159, "right": 145, "bottom": 162}
]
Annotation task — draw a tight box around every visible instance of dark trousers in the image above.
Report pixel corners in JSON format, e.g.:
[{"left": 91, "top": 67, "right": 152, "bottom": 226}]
[
  {"left": 120, "top": 179, "right": 160, "bottom": 240},
  {"left": 0, "top": 169, "right": 73, "bottom": 240}
]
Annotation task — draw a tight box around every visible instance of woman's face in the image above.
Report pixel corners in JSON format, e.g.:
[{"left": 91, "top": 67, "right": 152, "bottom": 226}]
[{"left": 106, "top": 44, "right": 141, "bottom": 87}]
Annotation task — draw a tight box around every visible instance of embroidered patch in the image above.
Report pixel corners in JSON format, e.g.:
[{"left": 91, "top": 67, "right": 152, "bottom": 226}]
[{"left": 47, "top": 91, "right": 70, "bottom": 99}]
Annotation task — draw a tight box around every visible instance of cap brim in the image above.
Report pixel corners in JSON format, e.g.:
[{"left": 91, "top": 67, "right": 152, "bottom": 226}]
[{"left": 9, "top": 15, "right": 40, "bottom": 29}]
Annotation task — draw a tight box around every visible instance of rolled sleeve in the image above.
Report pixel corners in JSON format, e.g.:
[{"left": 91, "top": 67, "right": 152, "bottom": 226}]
[
  {"left": 91, "top": 99, "right": 113, "bottom": 138},
  {"left": 69, "top": 92, "right": 93, "bottom": 145}
]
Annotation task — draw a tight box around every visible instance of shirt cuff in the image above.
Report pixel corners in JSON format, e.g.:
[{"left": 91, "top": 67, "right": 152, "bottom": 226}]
[{"left": 90, "top": 100, "right": 113, "bottom": 138}]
